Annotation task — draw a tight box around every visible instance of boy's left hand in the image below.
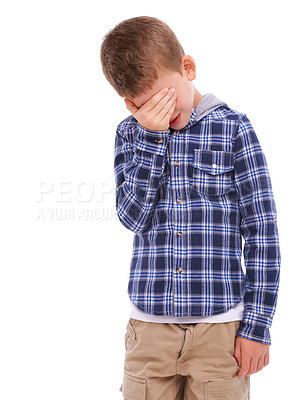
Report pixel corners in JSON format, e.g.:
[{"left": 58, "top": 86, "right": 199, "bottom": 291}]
[{"left": 234, "top": 336, "right": 269, "bottom": 376}]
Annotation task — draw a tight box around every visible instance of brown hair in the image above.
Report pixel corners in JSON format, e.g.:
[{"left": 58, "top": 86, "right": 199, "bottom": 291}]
[{"left": 100, "top": 16, "right": 185, "bottom": 99}]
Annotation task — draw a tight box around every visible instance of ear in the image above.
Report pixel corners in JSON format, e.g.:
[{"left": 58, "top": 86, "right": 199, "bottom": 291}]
[{"left": 180, "top": 55, "right": 197, "bottom": 81}]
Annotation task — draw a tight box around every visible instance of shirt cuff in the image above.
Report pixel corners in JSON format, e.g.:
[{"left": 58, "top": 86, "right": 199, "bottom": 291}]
[
  {"left": 237, "top": 320, "right": 271, "bottom": 345},
  {"left": 133, "top": 124, "right": 170, "bottom": 156}
]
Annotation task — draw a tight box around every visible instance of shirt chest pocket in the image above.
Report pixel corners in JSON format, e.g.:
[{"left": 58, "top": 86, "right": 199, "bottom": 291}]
[{"left": 192, "top": 149, "right": 235, "bottom": 196}]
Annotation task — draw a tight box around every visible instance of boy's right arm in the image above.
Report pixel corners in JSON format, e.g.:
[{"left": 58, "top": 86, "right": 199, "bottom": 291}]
[{"left": 114, "top": 88, "right": 176, "bottom": 233}]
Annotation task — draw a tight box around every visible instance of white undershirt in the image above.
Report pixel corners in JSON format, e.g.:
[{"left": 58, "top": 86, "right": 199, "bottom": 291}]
[{"left": 130, "top": 300, "right": 245, "bottom": 323}]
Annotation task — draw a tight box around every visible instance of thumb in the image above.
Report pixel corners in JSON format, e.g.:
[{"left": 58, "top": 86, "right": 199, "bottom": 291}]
[
  {"left": 234, "top": 337, "right": 242, "bottom": 367},
  {"left": 124, "top": 98, "right": 139, "bottom": 115}
]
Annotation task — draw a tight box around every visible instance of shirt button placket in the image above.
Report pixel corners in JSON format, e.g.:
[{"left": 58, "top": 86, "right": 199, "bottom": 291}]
[{"left": 171, "top": 129, "right": 185, "bottom": 313}]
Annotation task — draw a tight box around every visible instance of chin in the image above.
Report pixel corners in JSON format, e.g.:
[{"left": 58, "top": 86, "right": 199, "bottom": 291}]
[{"left": 177, "top": 119, "right": 188, "bottom": 130}]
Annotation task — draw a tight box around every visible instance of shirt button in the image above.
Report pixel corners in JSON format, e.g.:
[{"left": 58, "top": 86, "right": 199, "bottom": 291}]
[
  {"left": 157, "top": 138, "right": 164, "bottom": 144},
  {"left": 274, "top": 217, "right": 277, "bottom": 223},
  {"left": 177, "top": 231, "right": 183, "bottom": 238},
  {"left": 176, "top": 198, "right": 182, "bottom": 204},
  {"left": 212, "top": 163, "right": 217, "bottom": 169},
  {"left": 174, "top": 160, "right": 180, "bottom": 166},
  {"left": 176, "top": 267, "right": 183, "bottom": 274}
]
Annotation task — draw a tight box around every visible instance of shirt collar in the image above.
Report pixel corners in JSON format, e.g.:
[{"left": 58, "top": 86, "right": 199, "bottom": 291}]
[{"left": 183, "top": 93, "right": 228, "bottom": 130}]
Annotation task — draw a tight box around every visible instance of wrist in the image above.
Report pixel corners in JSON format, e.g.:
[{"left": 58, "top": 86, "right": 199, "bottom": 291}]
[
  {"left": 138, "top": 122, "right": 170, "bottom": 132},
  {"left": 134, "top": 123, "right": 169, "bottom": 156}
]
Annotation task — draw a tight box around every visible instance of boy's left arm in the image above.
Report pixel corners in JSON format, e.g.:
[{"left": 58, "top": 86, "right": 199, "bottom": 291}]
[{"left": 232, "top": 114, "right": 281, "bottom": 376}]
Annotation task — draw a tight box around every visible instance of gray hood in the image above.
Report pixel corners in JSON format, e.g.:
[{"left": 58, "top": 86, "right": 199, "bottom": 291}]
[{"left": 194, "top": 93, "right": 228, "bottom": 121}]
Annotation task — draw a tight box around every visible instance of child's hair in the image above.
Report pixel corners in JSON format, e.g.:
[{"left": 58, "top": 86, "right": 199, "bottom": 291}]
[{"left": 100, "top": 16, "right": 185, "bottom": 99}]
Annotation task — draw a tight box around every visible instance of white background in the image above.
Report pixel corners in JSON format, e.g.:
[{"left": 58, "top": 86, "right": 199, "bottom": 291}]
[{"left": 1, "top": 0, "right": 307, "bottom": 399}]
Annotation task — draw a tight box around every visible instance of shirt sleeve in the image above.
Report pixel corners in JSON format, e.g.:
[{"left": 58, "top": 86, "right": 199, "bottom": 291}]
[
  {"left": 114, "top": 121, "right": 170, "bottom": 233},
  {"left": 233, "top": 114, "right": 281, "bottom": 345}
]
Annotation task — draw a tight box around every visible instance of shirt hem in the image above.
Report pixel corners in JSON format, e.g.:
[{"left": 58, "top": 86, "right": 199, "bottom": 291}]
[{"left": 129, "top": 296, "right": 245, "bottom": 322}]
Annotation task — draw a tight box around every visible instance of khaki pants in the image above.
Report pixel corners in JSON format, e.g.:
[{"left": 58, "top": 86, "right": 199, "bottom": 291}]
[{"left": 119, "top": 318, "right": 250, "bottom": 399}]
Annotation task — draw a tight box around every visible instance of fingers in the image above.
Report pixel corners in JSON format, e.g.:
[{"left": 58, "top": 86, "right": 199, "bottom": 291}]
[
  {"left": 257, "top": 352, "right": 269, "bottom": 372},
  {"left": 238, "top": 354, "right": 251, "bottom": 377},
  {"left": 235, "top": 339, "right": 248, "bottom": 377},
  {"left": 154, "top": 88, "right": 177, "bottom": 118},
  {"left": 238, "top": 353, "right": 268, "bottom": 376},
  {"left": 141, "top": 87, "right": 173, "bottom": 113},
  {"left": 235, "top": 338, "right": 254, "bottom": 377},
  {"left": 257, "top": 355, "right": 265, "bottom": 371},
  {"left": 160, "top": 96, "right": 177, "bottom": 125},
  {"left": 264, "top": 350, "right": 269, "bottom": 366},
  {"left": 250, "top": 356, "right": 261, "bottom": 375},
  {"left": 234, "top": 339, "right": 242, "bottom": 369},
  {"left": 157, "top": 93, "right": 177, "bottom": 122},
  {"left": 125, "top": 87, "right": 177, "bottom": 131},
  {"left": 235, "top": 336, "right": 270, "bottom": 377}
]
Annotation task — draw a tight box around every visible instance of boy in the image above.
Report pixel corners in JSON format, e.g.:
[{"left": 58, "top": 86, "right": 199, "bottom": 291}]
[{"left": 100, "top": 16, "right": 281, "bottom": 400}]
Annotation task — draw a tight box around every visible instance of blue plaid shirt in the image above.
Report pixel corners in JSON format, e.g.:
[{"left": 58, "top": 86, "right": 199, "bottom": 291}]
[{"left": 114, "top": 93, "right": 281, "bottom": 345}]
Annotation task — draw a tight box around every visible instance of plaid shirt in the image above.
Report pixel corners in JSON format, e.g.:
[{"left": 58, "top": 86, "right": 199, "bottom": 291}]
[{"left": 114, "top": 94, "right": 281, "bottom": 345}]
